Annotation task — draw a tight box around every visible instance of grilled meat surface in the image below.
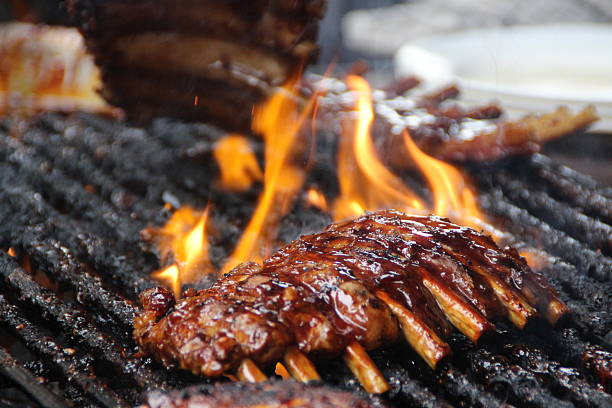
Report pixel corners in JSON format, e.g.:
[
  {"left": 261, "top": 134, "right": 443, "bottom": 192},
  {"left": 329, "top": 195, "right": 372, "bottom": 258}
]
[
  {"left": 308, "top": 76, "right": 599, "bottom": 163},
  {"left": 134, "top": 210, "right": 567, "bottom": 378},
  {"left": 67, "top": 0, "right": 327, "bottom": 129},
  {"left": 140, "top": 380, "right": 383, "bottom": 408},
  {"left": 0, "top": 22, "right": 110, "bottom": 116}
]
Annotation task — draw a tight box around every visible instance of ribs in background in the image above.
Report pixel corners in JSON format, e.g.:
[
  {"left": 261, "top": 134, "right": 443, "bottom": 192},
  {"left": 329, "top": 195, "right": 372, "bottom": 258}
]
[
  {"left": 307, "top": 76, "right": 599, "bottom": 162},
  {"left": 140, "top": 381, "right": 384, "bottom": 408},
  {"left": 67, "top": 1, "right": 598, "bottom": 162},
  {"left": 134, "top": 210, "right": 568, "bottom": 388},
  {"left": 66, "top": 0, "right": 327, "bottom": 130},
  {"left": 0, "top": 22, "right": 112, "bottom": 116}
]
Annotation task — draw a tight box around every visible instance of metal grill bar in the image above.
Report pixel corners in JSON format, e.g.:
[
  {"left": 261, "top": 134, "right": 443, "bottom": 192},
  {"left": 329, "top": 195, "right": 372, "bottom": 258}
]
[
  {"left": 527, "top": 154, "right": 612, "bottom": 199},
  {"left": 16, "top": 124, "right": 165, "bottom": 224},
  {"left": 526, "top": 155, "right": 612, "bottom": 223},
  {"left": 536, "top": 259, "right": 611, "bottom": 339},
  {"left": 504, "top": 344, "right": 612, "bottom": 407},
  {"left": 0, "top": 112, "right": 609, "bottom": 407},
  {"left": 468, "top": 349, "right": 574, "bottom": 408},
  {"left": 0, "top": 176, "right": 156, "bottom": 299},
  {"left": 0, "top": 252, "right": 169, "bottom": 392},
  {"left": 551, "top": 328, "right": 612, "bottom": 383},
  {"left": 478, "top": 190, "right": 611, "bottom": 281},
  {"left": 0, "top": 185, "right": 138, "bottom": 328},
  {"left": 0, "top": 295, "right": 130, "bottom": 408},
  {"left": 0, "top": 347, "right": 70, "bottom": 408},
  {"left": 492, "top": 171, "right": 612, "bottom": 256},
  {"left": 435, "top": 366, "right": 510, "bottom": 408},
  {"left": 0, "top": 137, "right": 147, "bottom": 256}
]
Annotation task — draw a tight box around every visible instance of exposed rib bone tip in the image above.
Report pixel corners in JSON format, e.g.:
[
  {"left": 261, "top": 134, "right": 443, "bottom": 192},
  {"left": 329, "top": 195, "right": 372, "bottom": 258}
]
[
  {"left": 376, "top": 291, "right": 451, "bottom": 369},
  {"left": 546, "top": 300, "right": 570, "bottom": 326},
  {"left": 236, "top": 359, "right": 267, "bottom": 383},
  {"left": 274, "top": 362, "right": 292, "bottom": 380},
  {"left": 283, "top": 346, "right": 321, "bottom": 383},
  {"left": 343, "top": 342, "right": 389, "bottom": 394},
  {"left": 421, "top": 278, "right": 493, "bottom": 342}
]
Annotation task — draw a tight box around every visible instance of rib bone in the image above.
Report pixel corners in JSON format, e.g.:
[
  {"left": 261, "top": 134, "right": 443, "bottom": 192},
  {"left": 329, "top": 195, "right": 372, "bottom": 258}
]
[
  {"left": 376, "top": 290, "right": 451, "bottom": 368},
  {"left": 343, "top": 342, "right": 390, "bottom": 394},
  {"left": 236, "top": 359, "right": 267, "bottom": 383},
  {"left": 283, "top": 347, "right": 321, "bottom": 383}
]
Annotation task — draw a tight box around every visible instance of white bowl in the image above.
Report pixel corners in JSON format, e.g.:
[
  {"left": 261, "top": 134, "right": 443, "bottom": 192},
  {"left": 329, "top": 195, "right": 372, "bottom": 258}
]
[{"left": 395, "top": 24, "right": 612, "bottom": 132}]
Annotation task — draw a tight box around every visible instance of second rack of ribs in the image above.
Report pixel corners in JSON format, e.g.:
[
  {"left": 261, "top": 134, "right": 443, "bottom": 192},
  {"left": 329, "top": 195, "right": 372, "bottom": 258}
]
[{"left": 134, "top": 210, "right": 568, "bottom": 379}]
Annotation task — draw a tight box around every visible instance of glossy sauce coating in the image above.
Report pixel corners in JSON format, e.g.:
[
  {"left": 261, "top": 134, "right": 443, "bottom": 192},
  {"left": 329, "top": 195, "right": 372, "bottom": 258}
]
[{"left": 134, "top": 210, "right": 568, "bottom": 377}]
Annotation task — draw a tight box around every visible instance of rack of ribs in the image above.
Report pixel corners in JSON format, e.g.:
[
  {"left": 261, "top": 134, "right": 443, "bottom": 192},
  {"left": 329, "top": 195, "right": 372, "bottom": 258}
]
[
  {"left": 134, "top": 210, "right": 568, "bottom": 393},
  {"left": 66, "top": 0, "right": 327, "bottom": 129}
]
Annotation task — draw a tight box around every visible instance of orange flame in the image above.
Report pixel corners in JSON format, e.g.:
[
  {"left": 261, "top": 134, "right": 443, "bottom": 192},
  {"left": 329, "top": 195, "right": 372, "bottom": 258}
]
[
  {"left": 152, "top": 264, "right": 181, "bottom": 298},
  {"left": 221, "top": 80, "right": 314, "bottom": 272},
  {"left": 518, "top": 248, "right": 550, "bottom": 271},
  {"left": 333, "top": 75, "right": 425, "bottom": 220},
  {"left": 5, "top": 247, "right": 33, "bottom": 276},
  {"left": 147, "top": 206, "right": 212, "bottom": 297},
  {"left": 402, "top": 131, "right": 489, "bottom": 229},
  {"left": 214, "top": 134, "right": 263, "bottom": 192},
  {"left": 332, "top": 75, "right": 497, "bottom": 236},
  {"left": 305, "top": 188, "right": 328, "bottom": 212},
  {"left": 149, "top": 73, "right": 502, "bottom": 287}
]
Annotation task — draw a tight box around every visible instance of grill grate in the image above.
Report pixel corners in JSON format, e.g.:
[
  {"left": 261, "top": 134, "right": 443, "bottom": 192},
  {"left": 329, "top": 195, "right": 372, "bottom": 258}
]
[{"left": 0, "top": 113, "right": 609, "bottom": 407}]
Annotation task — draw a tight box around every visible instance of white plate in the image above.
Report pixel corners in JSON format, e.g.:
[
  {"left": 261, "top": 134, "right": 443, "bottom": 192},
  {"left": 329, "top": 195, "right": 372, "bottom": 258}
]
[{"left": 394, "top": 24, "right": 612, "bottom": 132}]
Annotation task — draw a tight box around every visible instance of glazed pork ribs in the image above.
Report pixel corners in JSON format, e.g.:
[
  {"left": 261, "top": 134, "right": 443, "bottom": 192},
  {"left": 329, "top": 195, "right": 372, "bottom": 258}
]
[
  {"left": 67, "top": 0, "right": 327, "bottom": 129},
  {"left": 140, "top": 380, "right": 383, "bottom": 408},
  {"left": 134, "top": 210, "right": 568, "bottom": 392}
]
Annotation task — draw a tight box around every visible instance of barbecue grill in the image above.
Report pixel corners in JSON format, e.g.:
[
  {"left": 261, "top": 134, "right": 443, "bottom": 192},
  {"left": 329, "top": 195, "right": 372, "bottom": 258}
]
[
  {"left": 0, "top": 2, "right": 611, "bottom": 407},
  {"left": 0, "top": 111, "right": 610, "bottom": 407}
]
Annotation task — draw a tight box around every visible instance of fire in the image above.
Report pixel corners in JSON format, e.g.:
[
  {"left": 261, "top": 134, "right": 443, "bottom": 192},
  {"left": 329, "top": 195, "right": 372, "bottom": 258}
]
[
  {"left": 518, "top": 248, "right": 550, "bottom": 271},
  {"left": 148, "top": 73, "right": 503, "bottom": 288},
  {"left": 333, "top": 75, "right": 425, "bottom": 220},
  {"left": 152, "top": 265, "right": 181, "bottom": 298},
  {"left": 332, "top": 74, "right": 496, "bottom": 234},
  {"left": 213, "top": 134, "right": 263, "bottom": 192},
  {"left": 221, "top": 79, "right": 314, "bottom": 272},
  {"left": 146, "top": 206, "right": 212, "bottom": 297},
  {"left": 305, "top": 188, "right": 328, "bottom": 212},
  {"left": 403, "top": 131, "right": 488, "bottom": 229}
]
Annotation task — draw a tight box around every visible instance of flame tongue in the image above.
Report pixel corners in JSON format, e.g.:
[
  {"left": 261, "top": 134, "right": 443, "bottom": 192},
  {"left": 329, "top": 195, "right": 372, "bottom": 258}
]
[
  {"left": 221, "top": 80, "right": 314, "bottom": 272},
  {"left": 214, "top": 134, "right": 263, "bottom": 192},
  {"left": 147, "top": 206, "right": 212, "bottom": 297},
  {"left": 402, "top": 131, "right": 489, "bottom": 230},
  {"left": 334, "top": 75, "right": 425, "bottom": 221}
]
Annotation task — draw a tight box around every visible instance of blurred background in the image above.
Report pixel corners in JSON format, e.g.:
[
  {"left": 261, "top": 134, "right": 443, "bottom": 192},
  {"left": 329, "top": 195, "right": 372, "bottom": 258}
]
[
  {"left": 1, "top": 0, "right": 611, "bottom": 183},
  {"left": 2, "top": 0, "right": 612, "bottom": 61}
]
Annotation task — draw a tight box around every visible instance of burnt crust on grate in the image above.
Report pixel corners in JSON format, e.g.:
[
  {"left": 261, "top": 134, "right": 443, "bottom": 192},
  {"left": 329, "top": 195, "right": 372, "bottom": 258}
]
[{"left": 0, "top": 113, "right": 609, "bottom": 407}]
